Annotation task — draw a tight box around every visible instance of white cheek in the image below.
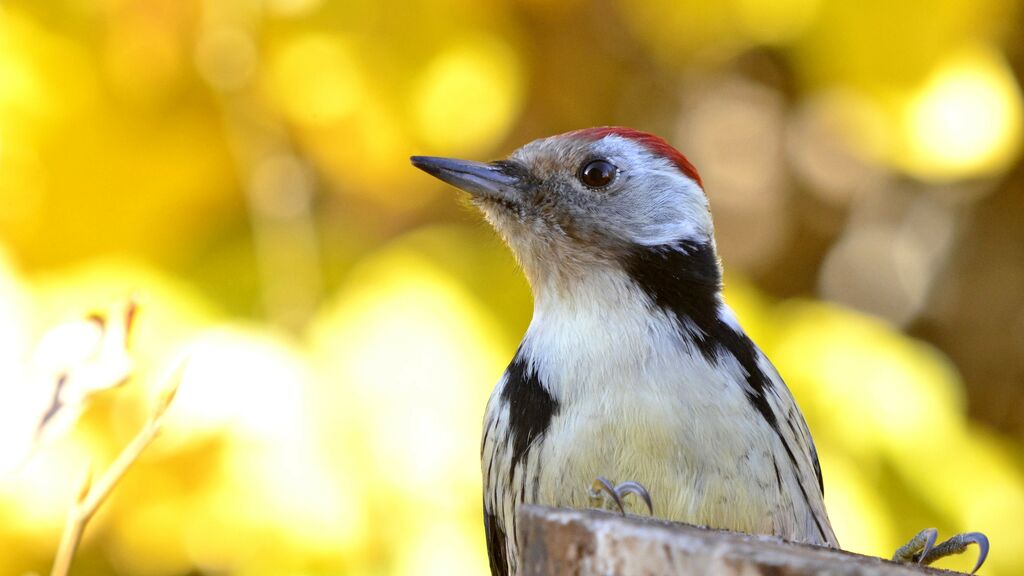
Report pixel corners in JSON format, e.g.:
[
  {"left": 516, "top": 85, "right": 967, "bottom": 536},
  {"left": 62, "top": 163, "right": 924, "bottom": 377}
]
[
  {"left": 595, "top": 138, "right": 713, "bottom": 247},
  {"left": 626, "top": 170, "right": 712, "bottom": 247}
]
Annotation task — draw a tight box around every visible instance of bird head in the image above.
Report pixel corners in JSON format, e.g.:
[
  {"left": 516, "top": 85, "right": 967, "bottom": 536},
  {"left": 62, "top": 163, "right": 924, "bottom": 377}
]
[{"left": 412, "top": 127, "right": 715, "bottom": 292}]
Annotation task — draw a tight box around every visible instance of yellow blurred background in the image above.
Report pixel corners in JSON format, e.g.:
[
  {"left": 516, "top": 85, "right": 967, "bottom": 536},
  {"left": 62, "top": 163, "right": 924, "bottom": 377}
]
[{"left": 1, "top": 0, "right": 1023, "bottom": 574}]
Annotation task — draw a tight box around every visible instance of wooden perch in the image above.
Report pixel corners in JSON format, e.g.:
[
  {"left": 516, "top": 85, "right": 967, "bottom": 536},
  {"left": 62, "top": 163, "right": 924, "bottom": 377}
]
[{"left": 517, "top": 505, "right": 966, "bottom": 576}]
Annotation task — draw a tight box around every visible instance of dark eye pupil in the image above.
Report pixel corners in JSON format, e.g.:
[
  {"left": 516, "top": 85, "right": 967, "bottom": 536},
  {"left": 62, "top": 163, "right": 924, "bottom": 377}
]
[{"left": 580, "top": 160, "right": 616, "bottom": 188}]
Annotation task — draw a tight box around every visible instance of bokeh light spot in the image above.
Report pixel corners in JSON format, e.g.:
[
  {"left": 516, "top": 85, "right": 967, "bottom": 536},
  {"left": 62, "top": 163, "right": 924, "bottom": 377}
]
[
  {"left": 904, "top": 45, "right": 1024, "bottom": 180},
  {"left": 311, "top": 246, "right": 507, "bottom": 498},
  {"left": 412, "top": 37, "right": 523, "bottom": 154},
  {"left": 268, "top": 34, "right": 365, "bottom": 127},
  {"left": 169, "top": 327, "right": 310, "bottom": 442}
]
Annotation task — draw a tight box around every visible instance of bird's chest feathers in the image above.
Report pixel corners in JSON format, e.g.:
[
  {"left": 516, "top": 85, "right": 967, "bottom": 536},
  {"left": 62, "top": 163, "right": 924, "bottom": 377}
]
[
  {"left": 525, "top": 275, "right": 732, "bottom": 408},
  {"left": 524, "top": 285, "right": 741, "bottom": 458},
  {"left": 520, "top": 277, "right": 765, "bottom": 506}
]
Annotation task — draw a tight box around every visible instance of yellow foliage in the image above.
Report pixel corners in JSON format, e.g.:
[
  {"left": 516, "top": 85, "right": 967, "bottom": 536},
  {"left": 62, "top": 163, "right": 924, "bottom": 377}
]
[{"left": 0, "top": 0, "right": 1022, "bottom": 574}]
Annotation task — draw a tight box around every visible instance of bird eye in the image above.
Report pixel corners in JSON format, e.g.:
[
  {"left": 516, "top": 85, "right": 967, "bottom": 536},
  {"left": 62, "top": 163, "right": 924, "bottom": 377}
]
[{"left": 578, "top": 159, "right": 617, "bottom": 188}]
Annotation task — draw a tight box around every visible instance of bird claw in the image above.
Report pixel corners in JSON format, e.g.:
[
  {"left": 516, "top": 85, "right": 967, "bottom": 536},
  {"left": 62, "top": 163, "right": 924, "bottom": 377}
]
[
  {"left": 588, "top": 476, "right": 653, "bottom": 516},
  {"left": 892, "top": 528, "right": 938, "bottom": 565},
  {"left": 928, "top": 532, "right": 989, "bottom": 575},
  {"left": 893, "top": 528, "right": 989, "bottom": 574}
]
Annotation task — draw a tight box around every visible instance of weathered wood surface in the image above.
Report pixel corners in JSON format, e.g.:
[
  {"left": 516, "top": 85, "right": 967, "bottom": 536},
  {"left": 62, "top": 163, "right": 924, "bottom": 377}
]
[{"left": 518, "top": 506, "right": 966, "bottom": 576}]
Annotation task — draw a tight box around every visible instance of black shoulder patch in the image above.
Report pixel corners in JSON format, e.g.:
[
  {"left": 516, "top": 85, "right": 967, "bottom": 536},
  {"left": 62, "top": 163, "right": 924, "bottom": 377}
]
[
  {"left": 484, "top": 508, "right": 509, "bottom": 576},
  {"left": 501, "top": 349, "right": 559, "bottom": 473}
]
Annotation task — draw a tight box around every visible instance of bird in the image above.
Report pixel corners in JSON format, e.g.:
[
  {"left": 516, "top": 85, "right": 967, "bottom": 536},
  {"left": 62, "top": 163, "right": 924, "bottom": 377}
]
[{"left": 411, "top": 127, "right": 987, "bottom": 576}]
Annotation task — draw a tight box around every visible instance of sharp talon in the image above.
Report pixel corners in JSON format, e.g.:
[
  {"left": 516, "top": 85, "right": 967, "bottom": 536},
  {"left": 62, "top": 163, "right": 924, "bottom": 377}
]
[
  {"left": 614, "top": 481, "right": 654, "bottom": 515},
  {"left": 589, "top": 476, "right": 625, "bottom": 514},
  {"left": 904, "top": 530, "right": 990, "bottom": 574},
  {"left": 922, "top": 531, "right": 990, "bottom": 572},
  {"left": 892, "top": 528, "right": 937, "bottom": 564},
  {"left": 959, "top": 532, "right": 989, "bottom": 574},
  {"left": 917, "top": 528, "right": 938, "bottom": 564},
  {"left": 937, "top": 532, "right": 987, "bottom": 569},
  {"left": 587, "top": 477, "right": 654, "bottom": 517}
]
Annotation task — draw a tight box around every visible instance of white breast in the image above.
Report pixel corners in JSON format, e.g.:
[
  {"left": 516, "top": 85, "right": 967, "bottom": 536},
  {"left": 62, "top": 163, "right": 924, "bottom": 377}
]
[{"left": 517, "top": 268, "right": 800, "bottom": 536}]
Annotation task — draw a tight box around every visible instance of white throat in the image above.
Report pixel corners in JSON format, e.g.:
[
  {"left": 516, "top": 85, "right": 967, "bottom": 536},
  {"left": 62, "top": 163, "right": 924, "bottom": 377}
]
[{"left": 522, "top": 267, "right": 697, "bottom": 405}]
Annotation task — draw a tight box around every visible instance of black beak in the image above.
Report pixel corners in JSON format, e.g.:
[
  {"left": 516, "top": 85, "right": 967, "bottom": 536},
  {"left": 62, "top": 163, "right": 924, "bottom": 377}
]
[{"left": 411, "top": 156, "right": 524, "bottom": 204}]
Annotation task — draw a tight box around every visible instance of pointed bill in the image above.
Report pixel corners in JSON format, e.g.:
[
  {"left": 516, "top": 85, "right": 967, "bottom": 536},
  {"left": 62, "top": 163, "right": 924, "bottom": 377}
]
[{"left": 411, "top": 156, "right": 525, "bottom": 205}]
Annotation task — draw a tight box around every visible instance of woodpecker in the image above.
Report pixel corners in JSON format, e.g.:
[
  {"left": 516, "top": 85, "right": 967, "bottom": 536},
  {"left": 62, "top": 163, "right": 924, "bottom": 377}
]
[{"left": 411, "top": 127, "right": 987, "bottom": 575}]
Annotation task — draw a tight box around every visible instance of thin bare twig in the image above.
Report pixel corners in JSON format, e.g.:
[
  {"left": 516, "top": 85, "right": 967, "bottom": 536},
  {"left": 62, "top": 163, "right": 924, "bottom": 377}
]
[{"left": 49, "top": 364, "right": 183, "bottom": 576}]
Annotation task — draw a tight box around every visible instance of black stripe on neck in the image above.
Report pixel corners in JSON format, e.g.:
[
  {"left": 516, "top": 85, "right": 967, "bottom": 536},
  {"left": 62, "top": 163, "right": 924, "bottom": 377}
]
[
  {"left": 622, "top": 240, "right": 723, "bottom": 345},
  {"left": 623, "top": 240, "right": 771, "bottom": 402},
  {"left": 622, "top": 241, "right": 823, "bottom": 490}
]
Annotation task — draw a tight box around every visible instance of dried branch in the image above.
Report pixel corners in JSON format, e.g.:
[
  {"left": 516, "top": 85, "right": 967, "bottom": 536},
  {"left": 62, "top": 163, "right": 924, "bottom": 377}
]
[{"left": 49, "top": 364, "right": 183, "bottom": 576}]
